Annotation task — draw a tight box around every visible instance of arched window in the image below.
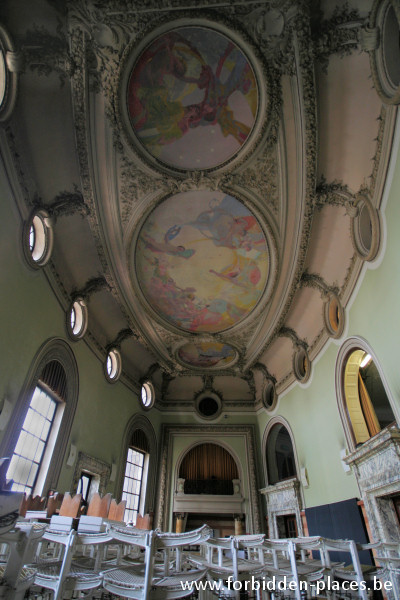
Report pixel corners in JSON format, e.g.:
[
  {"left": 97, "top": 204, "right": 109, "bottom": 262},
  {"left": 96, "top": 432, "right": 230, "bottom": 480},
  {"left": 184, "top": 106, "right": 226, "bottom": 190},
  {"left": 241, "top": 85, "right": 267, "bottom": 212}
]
[
  {"left": 338, "top": 340, "right": 396, "bottom": 448},
  {"left": 7, "top": 361, "right": 66, "bottom": 493},
  {"left": 0, "top": 339, "right": 78, "bottom": 495},
  {"left": 117, "top": 415, "right": 157, "bottom": 526},
  {"left": 266, "top": 423, "right": 297, "bottom": 485},
  {"left": 122, "top": 428, "right": 150, "bottom": 524}
]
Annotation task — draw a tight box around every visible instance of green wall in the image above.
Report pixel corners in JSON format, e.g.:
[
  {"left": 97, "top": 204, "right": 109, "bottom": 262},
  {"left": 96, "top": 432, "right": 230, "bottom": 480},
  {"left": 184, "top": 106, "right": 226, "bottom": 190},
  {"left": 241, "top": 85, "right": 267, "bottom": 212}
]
[
  {"left": 0, "top": 147, "right": 162, "bottom": 496},
  {"left": 257, "top": 119, "right": 400, "bottom": 510},
  {"left": 1, "top": 116, "right": 400, "bottom": 522}
]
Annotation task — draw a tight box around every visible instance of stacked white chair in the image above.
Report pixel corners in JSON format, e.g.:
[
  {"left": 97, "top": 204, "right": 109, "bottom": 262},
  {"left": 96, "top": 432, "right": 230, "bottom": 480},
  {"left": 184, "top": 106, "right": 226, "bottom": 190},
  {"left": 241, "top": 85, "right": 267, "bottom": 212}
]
[{"left": 102, "top": 524, "right": 211, "bottom": 599}]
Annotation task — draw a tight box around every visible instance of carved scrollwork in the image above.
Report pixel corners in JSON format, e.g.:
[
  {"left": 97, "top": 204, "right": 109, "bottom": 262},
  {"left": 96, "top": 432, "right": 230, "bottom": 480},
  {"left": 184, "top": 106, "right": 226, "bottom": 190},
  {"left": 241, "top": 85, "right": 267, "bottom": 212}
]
[
  {"left": 279, "top": 326, "right": 308, "bottom": 351},
  {"left": 71, "top": 276, "right": 111, "bottom": 302},
  {"left": 300, "top": 271, "right": 339, "bottom": 300},
  {"left": 311, "top": 4, "right": 362, "bottom": 73},
  {"left": 32, "top": 187, "right": 90, "bottom": 222},
  {"left": 19, "top": 21, "right": 75, "bottom": 87}
]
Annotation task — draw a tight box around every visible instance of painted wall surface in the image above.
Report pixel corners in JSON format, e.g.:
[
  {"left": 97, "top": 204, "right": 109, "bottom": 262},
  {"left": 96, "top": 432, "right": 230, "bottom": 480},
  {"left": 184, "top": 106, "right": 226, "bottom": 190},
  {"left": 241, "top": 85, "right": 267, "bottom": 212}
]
[{"left": 257, "top": 118, "right": 400, "bottom": 510}]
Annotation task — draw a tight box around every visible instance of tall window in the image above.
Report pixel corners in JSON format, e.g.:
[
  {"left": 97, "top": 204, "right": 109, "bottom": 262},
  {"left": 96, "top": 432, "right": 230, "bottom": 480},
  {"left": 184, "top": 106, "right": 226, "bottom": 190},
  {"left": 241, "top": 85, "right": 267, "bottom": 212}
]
[
  {"left": 6, "top": 359, "right": 67, "bottom": 495},
  {"left": 122, "top": 448, "right": 145, "bottom": 524},
  {"left": 121, "top": 428, "right": 149, "bottom": 524}
]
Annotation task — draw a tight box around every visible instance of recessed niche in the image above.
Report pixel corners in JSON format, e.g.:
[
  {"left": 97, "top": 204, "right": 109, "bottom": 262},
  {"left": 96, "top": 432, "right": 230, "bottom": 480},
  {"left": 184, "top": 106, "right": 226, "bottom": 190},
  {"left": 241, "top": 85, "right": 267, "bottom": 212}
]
[
  {"left": 351, "top": 196, "right": 380, "bottom": 261},
  {"left": 324, "top": 294, "right": 345, "bottom": 339},
  {"left": 293, "top": 347, "right": 311, "bottom": 383},
  {"left": 369, "top": 0, "right": 400, "bottom": 104},
  {"left": 262, "top": 380, "right": 277, "bottom": 411}
]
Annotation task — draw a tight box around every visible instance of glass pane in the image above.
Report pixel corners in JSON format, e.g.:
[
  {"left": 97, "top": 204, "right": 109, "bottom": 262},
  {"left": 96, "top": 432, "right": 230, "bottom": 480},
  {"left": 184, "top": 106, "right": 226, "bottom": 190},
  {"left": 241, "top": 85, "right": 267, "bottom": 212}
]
[{"left": 7, "top": 385, "right": 59, "bottom": 494}]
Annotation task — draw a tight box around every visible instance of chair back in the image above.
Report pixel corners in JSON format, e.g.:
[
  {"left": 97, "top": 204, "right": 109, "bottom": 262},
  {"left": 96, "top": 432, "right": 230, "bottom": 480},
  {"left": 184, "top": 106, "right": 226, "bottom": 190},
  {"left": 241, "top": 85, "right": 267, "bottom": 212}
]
[
  {"left": 19, "top": 494, "right": 45, "bottom": 517},
  {"left": 58, "top": 493, "right": 82, "bottom": 517},
  {"left": 108, "top": 498, "right": 126, "bottom": 522},
  {"left": 87, "top": 492, "right": 112, "bottom": 518},
  {"left": 46, "top": 492, "right": 64, "bottom": 517},
  {"left": 136, "top": 513, "right": 152, "bottom": 530}
]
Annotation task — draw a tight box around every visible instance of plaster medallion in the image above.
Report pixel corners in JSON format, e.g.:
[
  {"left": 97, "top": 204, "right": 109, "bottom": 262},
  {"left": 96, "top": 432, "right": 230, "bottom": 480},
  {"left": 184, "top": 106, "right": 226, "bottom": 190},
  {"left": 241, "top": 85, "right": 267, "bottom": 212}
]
[
  {"left": 134, "top": 190, "right": 269, "bottom": 333},
  {"left": 177, "top": 341, "right": 237, "bottom": 369},
  {"left": 126, "top": 26, "right": 259, "bottom": 170}
]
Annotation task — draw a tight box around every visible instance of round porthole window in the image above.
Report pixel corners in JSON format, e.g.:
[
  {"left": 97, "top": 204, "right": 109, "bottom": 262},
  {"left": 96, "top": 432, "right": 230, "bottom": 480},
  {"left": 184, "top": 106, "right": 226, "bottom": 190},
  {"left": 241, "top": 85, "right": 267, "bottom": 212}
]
[
  {"left": 67, "top": 298, "right": 88, "bottom": 340},
  {"left": 24, "top": 210, "right": 53, "bottom": 268},
  {"left": 105, "top": 348, "right": 122, "bottom": 383},
  {"left": 0, "top": 25, "right": 19, "bottom": 122},
  {"left": 140, "top": 381, "right": 155, "bottom": 409},
  {"left": 293, "top": 347, "right": 311, "bottom": 383},
  {"left": 324, "top": 294, "right": 345, "bottom": 339},
  {"left": 262, "top": 379, "right": 277, "bottom": 411},
  {"left": 195, "top": 392, "right": 222, "bottom": 420},
  {"left": 369, "top": 0, "right": 400, "bottom": 104},
  {"left": 351, "top": 196, "right": 380, "bottom": 261}
]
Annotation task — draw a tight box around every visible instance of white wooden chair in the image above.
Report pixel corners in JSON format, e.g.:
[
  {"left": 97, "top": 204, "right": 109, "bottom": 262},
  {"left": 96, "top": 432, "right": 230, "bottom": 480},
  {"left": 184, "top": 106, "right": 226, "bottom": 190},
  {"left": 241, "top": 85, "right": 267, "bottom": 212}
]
[
  {"left": 33, "top": 515, "right": 112, "bottom": 599},
  {"left": 102, "top": 524, "right": 211, "bottom": 600},
  {"left": 0, "top": 522, "right": 45, "bottom": 600},
  {"left": 320, "top": 537, "right": 383, "bottom": 600}
]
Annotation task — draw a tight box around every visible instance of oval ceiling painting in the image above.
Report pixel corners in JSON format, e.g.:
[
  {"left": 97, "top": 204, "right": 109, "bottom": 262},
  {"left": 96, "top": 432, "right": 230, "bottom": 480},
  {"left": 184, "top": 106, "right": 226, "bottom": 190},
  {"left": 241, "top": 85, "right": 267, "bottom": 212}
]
[
  {"left": 135, "top": 191, "right": 269, "bottom": 333},
  {"left": 127, "top": 27, "right": 258, "bottom": 170},
  {"left": 177, "top": 341, "right": 237, "bottom": 369}
]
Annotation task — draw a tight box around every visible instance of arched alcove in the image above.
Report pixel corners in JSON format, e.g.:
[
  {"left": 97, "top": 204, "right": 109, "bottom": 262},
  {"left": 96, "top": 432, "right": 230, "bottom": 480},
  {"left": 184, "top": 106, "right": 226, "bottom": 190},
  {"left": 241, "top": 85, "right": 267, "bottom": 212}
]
[
  {"left": 336, "top": 337, "right": 400, "bottom": 554},
  {"left": 336, "top": 336, "right": 398, "bottom": 451},
  {"left": 261, "top": 417, "right": 303, "bottom": 538},
  {"left": 179, "top": 442, "right": 239, "bottom": 495}
]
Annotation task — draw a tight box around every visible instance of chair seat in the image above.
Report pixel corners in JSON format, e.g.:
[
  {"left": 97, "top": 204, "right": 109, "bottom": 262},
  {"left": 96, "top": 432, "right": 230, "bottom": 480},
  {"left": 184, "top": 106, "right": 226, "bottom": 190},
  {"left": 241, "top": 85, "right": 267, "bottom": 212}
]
[
  {"left": 0, "top": 563, "right": 36, "bottom": 587},
  {"left": 35, "top": 561, "right": 102, "bottom": 587}
]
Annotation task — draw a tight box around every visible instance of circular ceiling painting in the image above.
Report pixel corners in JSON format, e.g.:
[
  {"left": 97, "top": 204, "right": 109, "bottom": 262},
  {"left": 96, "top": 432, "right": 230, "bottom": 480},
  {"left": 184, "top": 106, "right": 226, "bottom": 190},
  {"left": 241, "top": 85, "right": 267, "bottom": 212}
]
[
  {"left": 126, "top": 27, "right": 258, "bottom": 170},
  {"left": 177, "top": 341, "right": 237, "bottom": 369},
  {"left": 134, "top": 191, "right": 269, "bottom": 333}
]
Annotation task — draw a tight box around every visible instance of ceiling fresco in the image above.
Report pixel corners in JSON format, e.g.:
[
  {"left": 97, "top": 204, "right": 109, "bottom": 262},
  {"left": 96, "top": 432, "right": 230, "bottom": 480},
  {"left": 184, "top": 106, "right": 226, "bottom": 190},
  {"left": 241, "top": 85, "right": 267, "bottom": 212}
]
[
  {"left": 177, "top": 341, "right": 237, "bottom": 369},
  {"left": 134, "top": 191, "right": 269, "bottom": 333},
  {"left": 3, "top": 0, "right": 396, "bottom": 410},
  {"left": 126, "top": 26, "right": 258, "bottom": 170}
]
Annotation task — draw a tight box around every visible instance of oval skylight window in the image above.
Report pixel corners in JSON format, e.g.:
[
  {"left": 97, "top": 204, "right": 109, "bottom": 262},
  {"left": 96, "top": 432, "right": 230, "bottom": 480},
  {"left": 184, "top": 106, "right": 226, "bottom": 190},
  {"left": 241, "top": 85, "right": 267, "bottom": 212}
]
[
  {"left": 67, "top": 298, "right": 88, "bottom": 340},
  {"left": 105, "top": 348, "right": 122, "bottom": 382},
  {"left": 140, "top": 381, "right": 155, "bottom": 409},
  {"left": 25, "top": 211, "right": 53, "bottom": 267}
]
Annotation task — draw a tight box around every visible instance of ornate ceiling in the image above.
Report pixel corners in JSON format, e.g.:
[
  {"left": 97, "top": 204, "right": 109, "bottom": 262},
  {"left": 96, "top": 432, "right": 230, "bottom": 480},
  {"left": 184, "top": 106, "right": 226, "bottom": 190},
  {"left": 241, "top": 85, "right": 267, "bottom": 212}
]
[{"left": 2, "top": 0, "right": 397, "bottom": 412}]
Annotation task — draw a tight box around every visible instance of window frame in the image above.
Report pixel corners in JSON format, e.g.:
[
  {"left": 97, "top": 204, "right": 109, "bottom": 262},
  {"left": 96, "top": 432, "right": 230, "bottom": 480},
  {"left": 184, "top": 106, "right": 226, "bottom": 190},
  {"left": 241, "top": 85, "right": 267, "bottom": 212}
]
[
  {"left": 115, "top": 415, "right": 157, "bottom": 523},
  {"left": 0, "top": 339, "right": 78, "bottom": 494},
  {"left": 121, "top": 446, "right": 149, "bottom": 524},
  {"left": 7, "top": 384, "right": 62, "bottom": 495}
]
